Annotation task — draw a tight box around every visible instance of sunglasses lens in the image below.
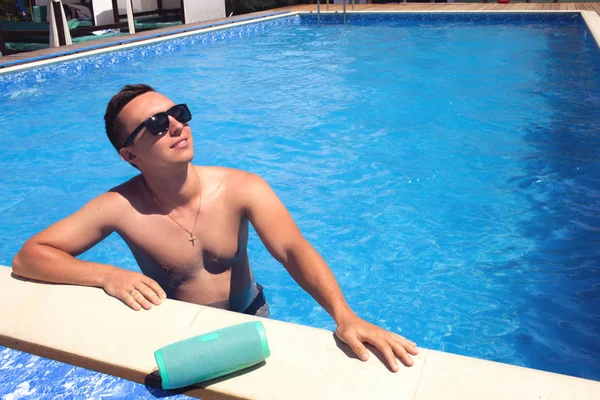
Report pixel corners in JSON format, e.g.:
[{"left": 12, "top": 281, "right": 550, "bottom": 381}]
[
  {"left": 146, "top": 113, "right": 170, "bottom": 136},
  {"left": 171, "top": 105, "right": 192, "bottom": 123}
]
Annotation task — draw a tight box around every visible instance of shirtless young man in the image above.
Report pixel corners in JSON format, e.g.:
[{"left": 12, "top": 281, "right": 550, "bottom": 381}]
[{"left": 12, "top": 84, "right": 418, "bottom": 371}]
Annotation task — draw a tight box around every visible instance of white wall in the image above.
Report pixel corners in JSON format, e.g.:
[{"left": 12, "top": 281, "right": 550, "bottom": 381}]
[
  {"left": 157, "top": 0, "right": 226, "bottom": 23},
  {"left": 94, "top": 0, "right": 116, "bottom": 25},
  {"left": 183, "top": 0, "right": 224, "bottom": 24}
]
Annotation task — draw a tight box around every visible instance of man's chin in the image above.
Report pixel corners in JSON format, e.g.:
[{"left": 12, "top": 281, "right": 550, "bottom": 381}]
[
  {"left": 139, "top": 154, "right": 195, "bottom": 171},
  {"left": 172, "top": 149, "right": 194, "bottom": 165}
]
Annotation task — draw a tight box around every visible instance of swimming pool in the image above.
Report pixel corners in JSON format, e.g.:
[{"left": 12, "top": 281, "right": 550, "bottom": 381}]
[{"left": 1, "top": 11, "right": 599, "bottom": 397}]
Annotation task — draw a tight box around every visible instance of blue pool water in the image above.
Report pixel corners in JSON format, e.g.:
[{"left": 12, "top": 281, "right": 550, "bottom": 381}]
[{"left": 1, "top": 12, "right": 600, "bottom": 397}]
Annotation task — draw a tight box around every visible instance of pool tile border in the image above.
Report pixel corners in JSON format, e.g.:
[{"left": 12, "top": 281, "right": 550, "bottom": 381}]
[{"left": 0, "top": 12, "right": 296, "bottom": 76}]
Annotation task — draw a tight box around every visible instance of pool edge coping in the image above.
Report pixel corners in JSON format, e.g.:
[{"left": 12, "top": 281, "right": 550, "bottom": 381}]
[
  {"left": 581, "top": 10, "right": 600, "bottom": 45},
  {"left": 1, "top": 266, "right": 599, "bottom": 400}
]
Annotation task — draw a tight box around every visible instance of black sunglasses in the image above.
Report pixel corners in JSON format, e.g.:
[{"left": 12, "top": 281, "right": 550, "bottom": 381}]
[{"left": 121, "top": 104, "right": 192, "bottom": 148}]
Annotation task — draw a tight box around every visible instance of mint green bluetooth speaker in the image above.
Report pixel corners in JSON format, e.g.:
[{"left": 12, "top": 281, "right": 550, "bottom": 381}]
[{"left": 153, "top": 321, "right": 270, "bottom": 389}]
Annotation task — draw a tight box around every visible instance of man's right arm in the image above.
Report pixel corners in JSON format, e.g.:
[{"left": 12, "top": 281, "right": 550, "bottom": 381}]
[{"left": 11, "top": 191, "right": 165, "bottom": 310}]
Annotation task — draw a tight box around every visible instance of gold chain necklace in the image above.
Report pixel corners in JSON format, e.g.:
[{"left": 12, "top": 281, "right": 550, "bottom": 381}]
[{"left": 146, "top": 183, "right": 202, "bottom": 246}]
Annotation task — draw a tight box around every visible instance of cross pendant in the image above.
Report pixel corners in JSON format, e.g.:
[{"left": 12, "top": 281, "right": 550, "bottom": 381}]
[{"left": 189, "top": 234, "right": 196, "bottom": 246}]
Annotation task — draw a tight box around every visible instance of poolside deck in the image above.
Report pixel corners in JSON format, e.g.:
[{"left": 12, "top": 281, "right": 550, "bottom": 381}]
[
  {"left": 278, "top": 2, "right": 600, "bottom": 13},
  {"left": 1, "top": 3, "right": 599, "bottom": 69}
]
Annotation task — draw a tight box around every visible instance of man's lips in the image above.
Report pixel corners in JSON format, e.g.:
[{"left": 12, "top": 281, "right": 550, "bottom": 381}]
[{"left": 171, "top": 138, "right": 189, "bottom": 149}]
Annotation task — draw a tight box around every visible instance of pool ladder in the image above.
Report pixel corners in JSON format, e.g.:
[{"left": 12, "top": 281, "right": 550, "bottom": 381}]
[{"left": 316, "top": 0, "right": 354, "bottom": 25}]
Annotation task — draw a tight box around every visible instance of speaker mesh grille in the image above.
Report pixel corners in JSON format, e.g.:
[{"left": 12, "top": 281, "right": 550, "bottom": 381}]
[{"left": 157, "top": 321, "right": 267, "bottom": 388}]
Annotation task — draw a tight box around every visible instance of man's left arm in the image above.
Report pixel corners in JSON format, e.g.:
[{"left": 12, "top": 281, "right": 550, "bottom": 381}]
[{"left": 240, "top": 173, "right": 419, "bottom": 371}]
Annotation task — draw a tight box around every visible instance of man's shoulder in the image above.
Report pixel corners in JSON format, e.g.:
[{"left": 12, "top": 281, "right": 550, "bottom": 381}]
[
  {"left": 108, "top": 175, "right": 142, "bottom": 196},
  {"left": 196, "top": 166, "right": 260, "bottom": 186},
  {"left": 103, "top": 175, "right": 144, "bottom": 206},
  {"left": 195, "top": 166, "right": 267, "bottom": 200},
  {"left": 70, "top": 177, "right": 140, "bottom": 224}
]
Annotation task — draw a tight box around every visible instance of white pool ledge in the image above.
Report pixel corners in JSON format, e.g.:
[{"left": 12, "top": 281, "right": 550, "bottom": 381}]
[{"left": 0, "top": 266, "right": 598, "bottom": 399}]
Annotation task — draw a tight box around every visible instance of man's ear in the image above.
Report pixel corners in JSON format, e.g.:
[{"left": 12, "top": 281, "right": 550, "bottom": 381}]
[{"left": 118, "top": 147, "right": 137, "bottom": 166}]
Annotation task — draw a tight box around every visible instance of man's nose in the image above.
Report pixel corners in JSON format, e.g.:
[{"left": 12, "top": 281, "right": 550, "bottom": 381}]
[{"left": 168, "top": 115, "right": 183, "bottom": 136}]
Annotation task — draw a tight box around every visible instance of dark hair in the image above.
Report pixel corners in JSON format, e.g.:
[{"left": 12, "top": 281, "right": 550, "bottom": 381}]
[{"left": 104, "top": 84, "right": 155, "bottom": 151}]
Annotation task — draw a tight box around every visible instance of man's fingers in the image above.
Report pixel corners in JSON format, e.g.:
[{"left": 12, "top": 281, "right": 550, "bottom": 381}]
[
  {"left": 403, "top": 340, "right": 419, "bottom": 356},
  {"left": 137, "top": 283, "right": 162, "bottom": 306},
  {"left": 376, "top": 341, "right": 400, "bottom": 372},
  {"left": 142, "top": 276, "right": 167, "bottom": 299},
  {"left": 130, "top": 288, "right": 153, "bottom": 310},
  {"left": 122, "top": 290, "right": 142, "bottom": 311},
  {"left": 391, "top": 335, "right": 419, "bottom": 356},
  {"left": 364, "top": 332, "right": 416, "bottom": 370},
  {"left": 392, "top": 332, "right": 417, "bottom": 347},
  {"left": 389, "top": 340, "right": 415, "bottom": 367},
  {"left": 338, "top": 332, "right": 370, "bottom": 361}
]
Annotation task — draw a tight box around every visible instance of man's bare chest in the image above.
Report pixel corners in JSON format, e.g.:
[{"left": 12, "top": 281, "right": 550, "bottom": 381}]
[{"left": 117, "top": 207, "right": 248, "bottom": 273}]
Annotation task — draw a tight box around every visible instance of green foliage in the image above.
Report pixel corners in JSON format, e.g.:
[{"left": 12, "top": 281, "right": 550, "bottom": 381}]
[
  {"left": 226, "top": 0, "right": 307, "bottom": 16},
  {"left": 1, "top": 12, "right": 22, "bottom": 22},
  {"left": 0, "top": 0, "right": 32, "bottom": 22}
]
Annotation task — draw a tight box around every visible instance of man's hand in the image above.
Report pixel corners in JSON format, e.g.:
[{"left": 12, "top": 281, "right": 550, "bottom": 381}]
[
  {"left": 335, "top": 314, "right": 419, "bottom": 371},
  {"left": 102, "top": 269, "right": 166, "bottom": 311}
]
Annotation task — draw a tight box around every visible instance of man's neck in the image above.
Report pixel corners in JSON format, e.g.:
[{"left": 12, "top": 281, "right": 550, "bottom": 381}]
[{"left": 141, "top": 163, "right": 201, "bottom": 209}]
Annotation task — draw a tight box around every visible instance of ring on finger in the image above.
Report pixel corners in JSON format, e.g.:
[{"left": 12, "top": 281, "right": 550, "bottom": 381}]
[{"left": 129, "top": 288, "right": 136, "bottom": 295}]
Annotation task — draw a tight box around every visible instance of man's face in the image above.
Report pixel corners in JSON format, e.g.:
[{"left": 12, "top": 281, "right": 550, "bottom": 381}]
[{"left": 117, "top": 91, "right": 194, "bottom": 169}]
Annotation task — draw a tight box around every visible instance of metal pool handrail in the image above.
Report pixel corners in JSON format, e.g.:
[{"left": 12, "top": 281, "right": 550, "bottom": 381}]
[{"left": 316, "top": 0, "right": 355, "bottom": 25}]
